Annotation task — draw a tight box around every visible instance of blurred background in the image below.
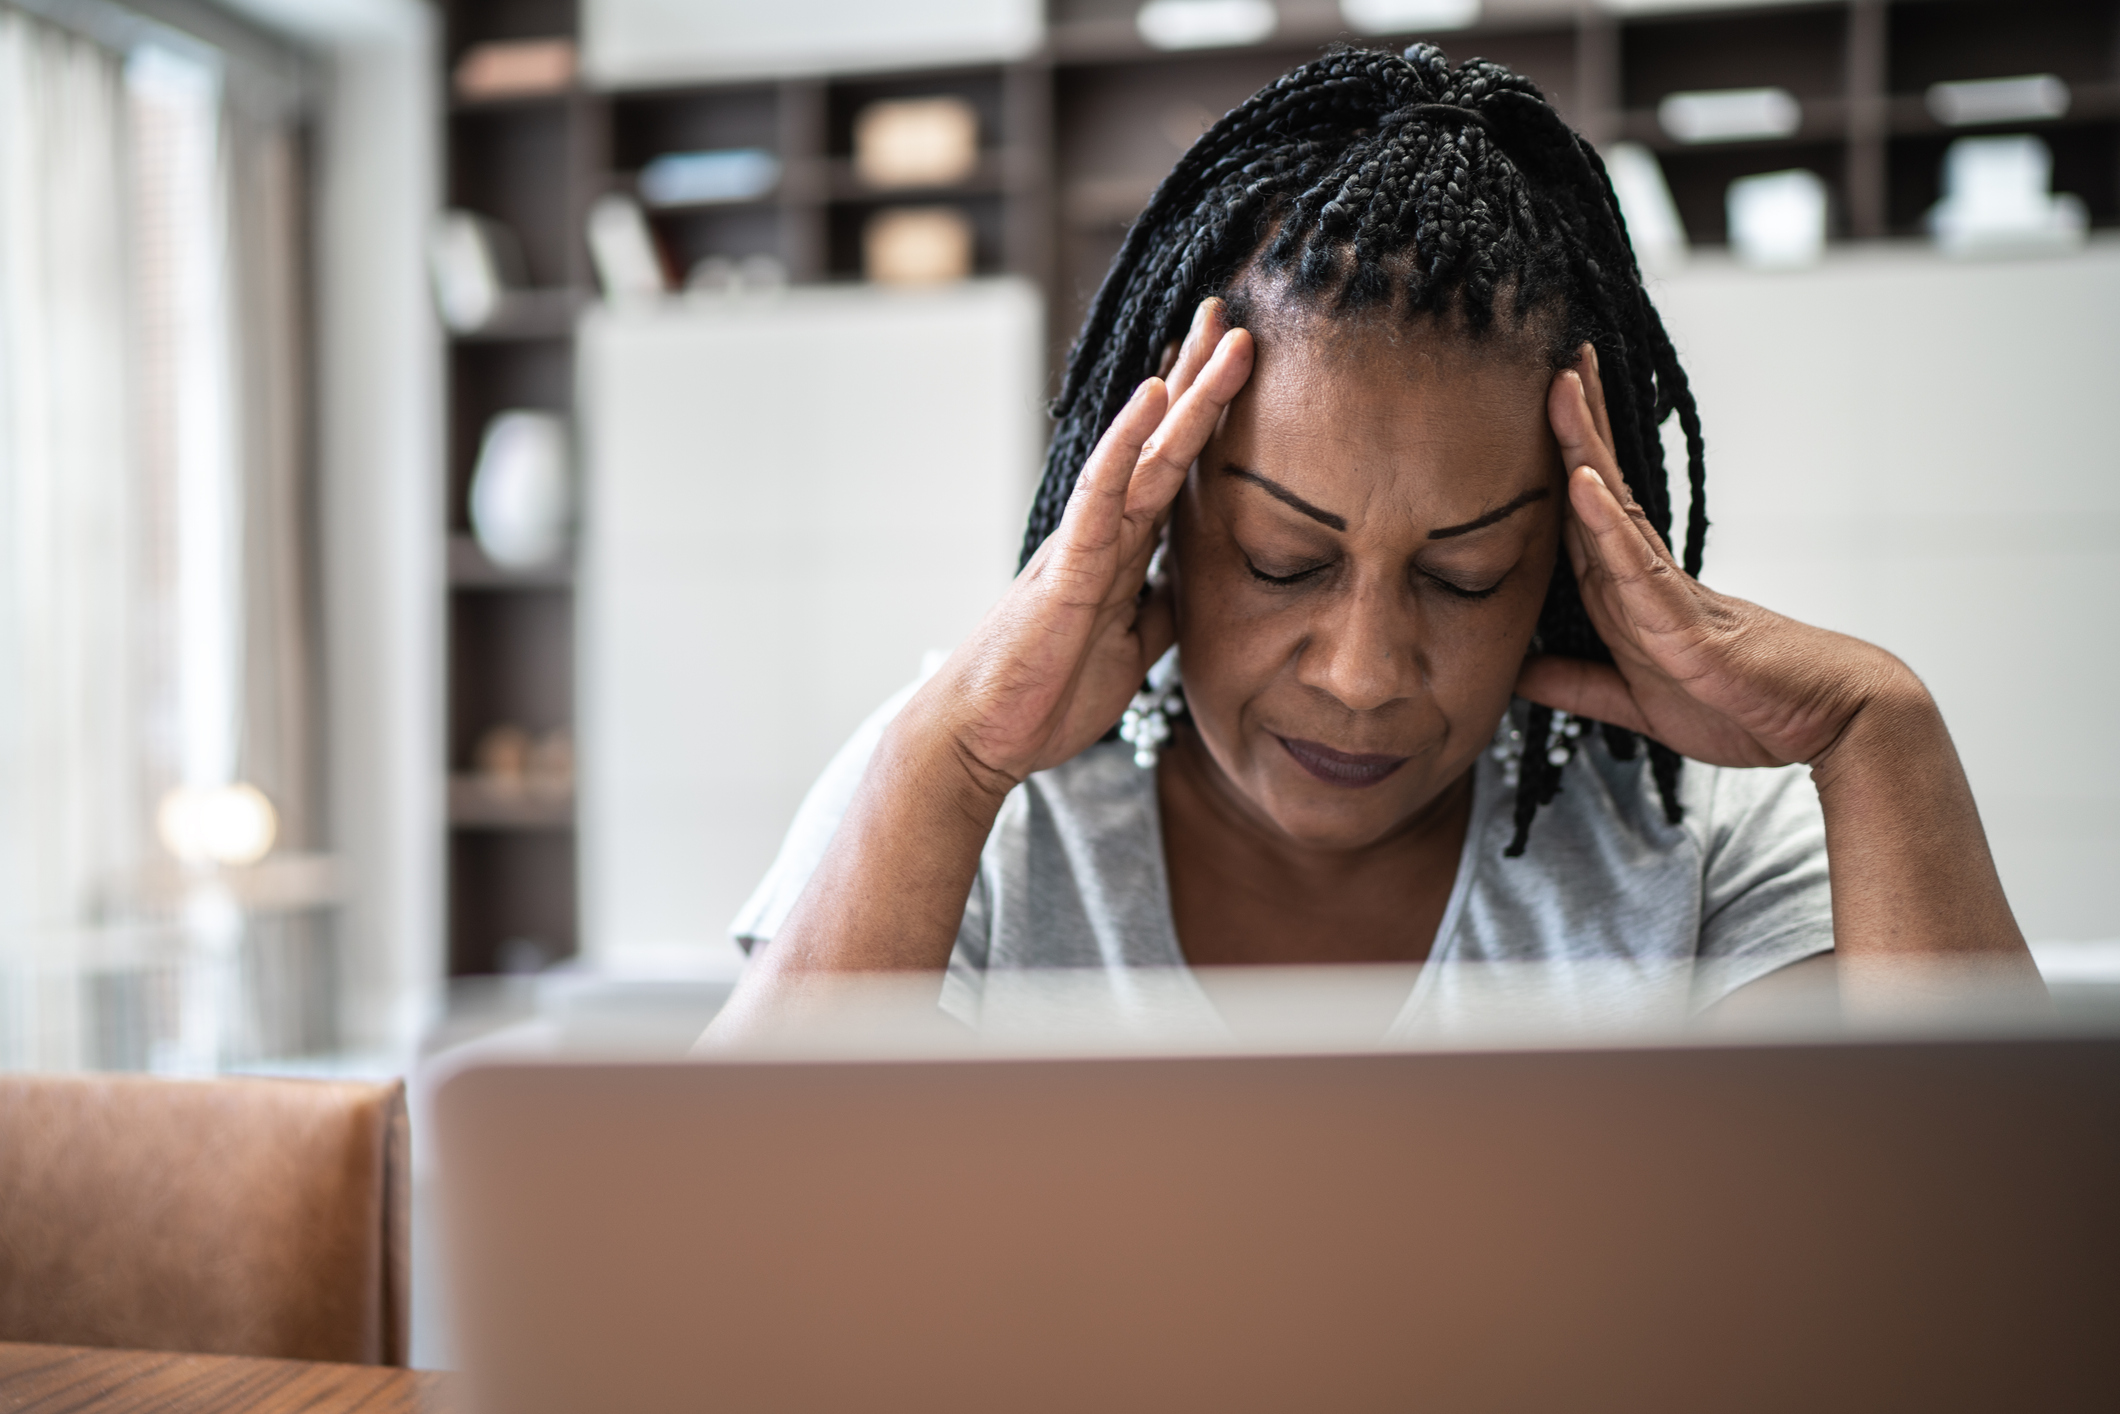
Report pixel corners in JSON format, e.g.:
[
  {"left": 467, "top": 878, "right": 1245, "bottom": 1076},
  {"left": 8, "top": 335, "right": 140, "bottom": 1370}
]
[{"left": 0, "top": 0, "right": 2116, "bottom": 1078}]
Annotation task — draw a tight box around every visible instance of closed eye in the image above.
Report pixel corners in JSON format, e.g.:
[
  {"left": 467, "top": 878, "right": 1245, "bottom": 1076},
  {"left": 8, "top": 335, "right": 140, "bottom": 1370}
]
[
  {"left": 1424, "top": 570, "right": 1504, "bottom": 601},
  {"left": 1245, "top": 555, "right": 1330, "bottom": 587}
]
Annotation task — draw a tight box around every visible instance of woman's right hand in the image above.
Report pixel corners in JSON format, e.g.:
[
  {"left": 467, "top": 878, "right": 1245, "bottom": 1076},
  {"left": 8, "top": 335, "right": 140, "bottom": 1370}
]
[{"left": 907, "top": 297, "right": 1255, "bottom": 798}]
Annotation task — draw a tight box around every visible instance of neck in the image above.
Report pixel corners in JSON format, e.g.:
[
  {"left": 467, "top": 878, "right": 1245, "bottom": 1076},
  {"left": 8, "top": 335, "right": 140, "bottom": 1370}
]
[{"left": 1156, "top": 722, "right": 1475, "bottom": 966}]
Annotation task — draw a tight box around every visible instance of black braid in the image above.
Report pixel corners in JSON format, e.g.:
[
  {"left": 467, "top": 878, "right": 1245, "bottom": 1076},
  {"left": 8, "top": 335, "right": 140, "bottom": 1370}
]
[{"left": 1025, "top": 44, "right": 1710, "bottom": 854}]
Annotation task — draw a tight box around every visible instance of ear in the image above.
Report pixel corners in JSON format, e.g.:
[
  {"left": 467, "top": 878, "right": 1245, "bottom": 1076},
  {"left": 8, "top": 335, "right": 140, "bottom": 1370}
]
[{"left": 1156, "top": 339, "right": 1181, "bottom": 379}]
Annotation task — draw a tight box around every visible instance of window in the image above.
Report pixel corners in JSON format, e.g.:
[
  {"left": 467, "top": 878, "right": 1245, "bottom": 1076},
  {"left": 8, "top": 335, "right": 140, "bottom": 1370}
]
[{"left": 0, "top": 3, "right": 321, "bottom": 1071}]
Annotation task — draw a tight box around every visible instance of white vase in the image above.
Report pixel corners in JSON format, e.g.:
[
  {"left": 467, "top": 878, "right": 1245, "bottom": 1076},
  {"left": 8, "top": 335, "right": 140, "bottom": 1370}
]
[{"left": 470, "top": 410, "right": 573, "bottom": 570}]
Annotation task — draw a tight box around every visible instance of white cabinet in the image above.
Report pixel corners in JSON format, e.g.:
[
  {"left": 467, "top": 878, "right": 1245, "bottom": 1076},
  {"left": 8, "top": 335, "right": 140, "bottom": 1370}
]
[
  {"left": 1653, "top": 242, "right": 2120, "bottom": 940},
  {"left": 583, "top": 0, "right": 1042, "bottom": 87},
  {"left": 577, "top": 280, "right": 1044, "bottom": 967}
]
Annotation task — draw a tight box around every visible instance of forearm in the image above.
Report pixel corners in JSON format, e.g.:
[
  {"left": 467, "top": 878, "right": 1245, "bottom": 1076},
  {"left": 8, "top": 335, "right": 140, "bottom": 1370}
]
[
  {"left": 1809, "top": 671, "right": 2031, "bottom": 965},
  {"left": 704, "top": 695, "right": 1008, "bottom": 1044}
]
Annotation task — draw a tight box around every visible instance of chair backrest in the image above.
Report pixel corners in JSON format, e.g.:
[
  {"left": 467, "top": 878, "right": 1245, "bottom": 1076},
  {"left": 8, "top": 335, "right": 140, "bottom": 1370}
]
[{"left": 0, "top": 1071, "right": 409, "bottom": 1364}]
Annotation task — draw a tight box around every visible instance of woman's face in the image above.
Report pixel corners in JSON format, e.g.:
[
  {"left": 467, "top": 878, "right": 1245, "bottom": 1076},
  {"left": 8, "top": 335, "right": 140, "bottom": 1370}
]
[{"left": 1169, "top": 303, "right": 1564, "bottom": 851}]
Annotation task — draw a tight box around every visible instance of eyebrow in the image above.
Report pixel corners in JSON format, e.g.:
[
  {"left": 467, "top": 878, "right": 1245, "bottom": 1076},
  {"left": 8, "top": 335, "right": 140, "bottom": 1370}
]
[
  {"left": 1225, "top": 466, "right": 1550, "bottom": 541},
  {"left": 1224, "top": 466, "right": 1346, "bottom": 531},
  {"left": 1426, "top": 485, "right": 1551, "bottom": 540}
]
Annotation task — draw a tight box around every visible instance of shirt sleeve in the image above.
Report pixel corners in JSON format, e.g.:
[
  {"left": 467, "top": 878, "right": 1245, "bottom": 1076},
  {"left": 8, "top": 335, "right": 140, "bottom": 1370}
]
[
  {"left": 1688, "top": 761, "right": 1836, "bottom": 1001},
  {"left": 726, "top": 679, "right": 919, "bottom": 953},
  {"left": 937, "top": 868, "right": 994, "bottom": 1027}
]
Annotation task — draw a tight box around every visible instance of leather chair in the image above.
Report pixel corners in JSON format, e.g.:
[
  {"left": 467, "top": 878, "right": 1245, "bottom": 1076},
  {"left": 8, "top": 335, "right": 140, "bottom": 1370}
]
[{"left": 0, "top": 1072, "right": 409, "bottom": 1364}]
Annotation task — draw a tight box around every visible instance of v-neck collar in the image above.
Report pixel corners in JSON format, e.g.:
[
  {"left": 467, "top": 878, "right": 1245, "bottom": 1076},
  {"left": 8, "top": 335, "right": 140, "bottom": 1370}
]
[{"left": 1135, "top": 748, "right": 1493, "bottom": 987}]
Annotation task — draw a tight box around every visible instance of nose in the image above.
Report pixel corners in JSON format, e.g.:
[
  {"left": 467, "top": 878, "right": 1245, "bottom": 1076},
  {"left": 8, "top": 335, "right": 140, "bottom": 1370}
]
[{"left": 1295, "top": 573, "right": 1420, "bottom": 714}]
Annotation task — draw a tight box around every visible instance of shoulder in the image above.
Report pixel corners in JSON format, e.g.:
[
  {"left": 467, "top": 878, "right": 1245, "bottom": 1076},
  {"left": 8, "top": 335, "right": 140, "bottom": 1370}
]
[
  {"left": 1458, "top": 722, "right": 1830, "bottom": 981},
  {"left": 1526, "top": 730, "right": 1823, "bottom": 864}
]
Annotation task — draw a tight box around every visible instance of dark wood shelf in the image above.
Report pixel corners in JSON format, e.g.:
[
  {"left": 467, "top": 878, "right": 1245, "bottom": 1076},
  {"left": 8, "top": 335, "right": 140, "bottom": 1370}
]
[
  {"left": 627, "top": 149, "right": 1029, "bottom": 215},
  {"left": 450, "top": 86, "right": 579, "bottom": 114},
  {"left": 1042, "top": 3, "right": 1583, "bottom": 68},
  {"left": 1619, "top": 97, "right": 1851, "bottom": 151},
  {"left": 451, "top": 287, "right": 588, "bottom": 342},
  {"left": 448, "top": 533, "right": 575, "bottom": 590},
  {"left": 1885, "top": 80, "right": 2120, "bottom": 133},
  {"left": 637, "top": 188, "right": 781, "bottom": 214},
  {"left": 448, "top": 774, "right": 575, "bottom": 830},
  {"left": 1620, "top": 78, "right": 2120, "bottom": 152},
  {"left": 1063, "top": 174, "right": 1160, "bottom": 231}
]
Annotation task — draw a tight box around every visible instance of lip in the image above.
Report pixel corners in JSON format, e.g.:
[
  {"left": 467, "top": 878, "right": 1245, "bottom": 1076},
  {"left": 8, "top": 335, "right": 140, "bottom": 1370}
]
[{"left": 1275, "top": 735, "right": 1410, "bottom": 789}]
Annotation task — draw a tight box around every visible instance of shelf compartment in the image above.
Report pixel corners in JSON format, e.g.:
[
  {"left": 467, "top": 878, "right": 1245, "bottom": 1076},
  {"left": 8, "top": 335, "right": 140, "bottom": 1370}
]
[
  {"left": 448, "top": 590, "right": 574, "bottom": 773},
  {"left": 450, "top": 339, "right": 574, "bottom": 530},
  {"left": 610, "top": 83, "right": 781, "bottom": 172},
  {"left": 825, "top": 190, "right": 1007, "bottom": 279},
  {"left": 1886, "top": 123, "right": 2119, "bottom": 234},
  {"left": 449, "top": 102, "right": 580, "bottom": 288},
  {"left": 1055, "top": 49, "right": 1305, "bottom": 203},
  {"left": 1621, "top": 5, "right": 1851, "bottom": 112},
  {"left": 1888, "top": 0, "right": 2120, "bottom": 96},
  {"left": 445, "top": 0, "right": 577, "bottom": 68},
  {"left": 646, "top": 204, "right": 788, "bottom": 280},
  {"left": 449, "top": 830, "right": 578, "bottom": 976},
  {"left": 825, "top": 67, "right": 1007, "bottom": 161},
  {"left": 1655, "top": 140, "right": 1849, "bottom": 247}
]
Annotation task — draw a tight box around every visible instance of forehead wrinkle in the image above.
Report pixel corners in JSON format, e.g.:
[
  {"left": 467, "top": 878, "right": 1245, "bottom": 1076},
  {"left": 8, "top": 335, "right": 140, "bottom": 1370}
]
[{"left": 1217, "top": 309, "right": 1555, "bottom": 543}]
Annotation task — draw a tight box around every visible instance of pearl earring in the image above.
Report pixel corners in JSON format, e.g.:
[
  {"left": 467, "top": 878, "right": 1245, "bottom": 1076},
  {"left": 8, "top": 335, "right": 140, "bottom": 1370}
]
[
  {"left": 1120, "top": 646, "right": 1185, "bottom": 769},
  {"left": 1490, "top": 704, "right": 1584, "bottom": 788}
]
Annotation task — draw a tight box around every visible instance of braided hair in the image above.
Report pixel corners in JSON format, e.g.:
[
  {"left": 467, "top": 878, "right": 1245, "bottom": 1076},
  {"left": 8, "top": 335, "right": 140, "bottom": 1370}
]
[{"left": 1020, "top": 43, "right": 1707, "bottom": 856}]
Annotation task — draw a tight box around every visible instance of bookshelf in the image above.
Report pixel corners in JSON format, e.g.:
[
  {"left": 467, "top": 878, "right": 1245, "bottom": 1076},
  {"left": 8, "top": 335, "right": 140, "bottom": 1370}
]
[{"left": 440, "top": 0, "right": 2120, "bottom": 974}]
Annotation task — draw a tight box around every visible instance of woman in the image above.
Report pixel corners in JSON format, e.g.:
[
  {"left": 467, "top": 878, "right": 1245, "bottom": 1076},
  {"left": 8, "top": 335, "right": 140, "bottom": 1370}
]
[{"left": 711, "top": 45, "right": 2033, "bottom": 1038}]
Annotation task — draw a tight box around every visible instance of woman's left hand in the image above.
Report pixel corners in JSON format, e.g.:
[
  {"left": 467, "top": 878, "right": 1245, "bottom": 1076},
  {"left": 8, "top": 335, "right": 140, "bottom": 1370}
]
[
  {"left": 1516, "top": 345, "right": 1914, "bottom": 771},
  {"left": 1522, "top": 346, "right": 2037, "bottom": 978}
]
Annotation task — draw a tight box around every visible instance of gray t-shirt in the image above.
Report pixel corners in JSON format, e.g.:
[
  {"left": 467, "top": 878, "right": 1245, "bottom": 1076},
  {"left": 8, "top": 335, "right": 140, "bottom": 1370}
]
[{"left": 733, "top": 684, "right": 1834, "bottom": 1033}]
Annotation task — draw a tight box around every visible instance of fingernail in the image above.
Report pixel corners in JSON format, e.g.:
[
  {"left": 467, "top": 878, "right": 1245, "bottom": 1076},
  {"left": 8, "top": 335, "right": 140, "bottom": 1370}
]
[{"left": 1130, "top": 377, "right": 1157, "bottom": 405}]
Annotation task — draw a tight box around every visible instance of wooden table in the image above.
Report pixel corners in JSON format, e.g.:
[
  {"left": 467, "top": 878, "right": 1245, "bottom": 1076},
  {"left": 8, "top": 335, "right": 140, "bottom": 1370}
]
[{"left": 0, "top": 1342, "right": 460, "bottom": 1413}]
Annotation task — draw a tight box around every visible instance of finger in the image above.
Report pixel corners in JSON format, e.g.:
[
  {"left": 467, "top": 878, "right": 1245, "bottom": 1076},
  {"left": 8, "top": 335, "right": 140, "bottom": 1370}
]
[
  {"left": 1575, "top": 344, "right": 1615, "bottom": 455},
  {"left": 1126, "top": 326, "right": 1254, "bottom": 520},
  {"left": 1107, "top": 503, "right": 1168, "bottom": 607},
  {"left": 1515, "top": 655, "right": 1649, "bottom": 735},
  {"left": 1548, "top": 367, "right": 1620, "bottom": 503},
  {"left": 1555, "top": 485, "right": 1643, "bottom": 668},
  {"left": 1559, "top": 503, "right": 1593, "bottom": 590},
  {"left": 1550, "top": 367, "right": 1670, "bottom": 564},
  {"left": 1050, "top": 376, "right": 1170, "bottom": 561},
  {"left": 1162, "top": 297, "right": 1228, "bottom": 405},
  {"left": 1567, "top": 464, "right": 1690, "bottom": 629}
]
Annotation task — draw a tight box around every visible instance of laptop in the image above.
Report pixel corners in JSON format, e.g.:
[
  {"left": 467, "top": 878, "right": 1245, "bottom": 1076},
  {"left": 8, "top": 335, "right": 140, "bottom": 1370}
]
[{"left": 434, "top": 1010, "right": 2118, "bottom": 1413}]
